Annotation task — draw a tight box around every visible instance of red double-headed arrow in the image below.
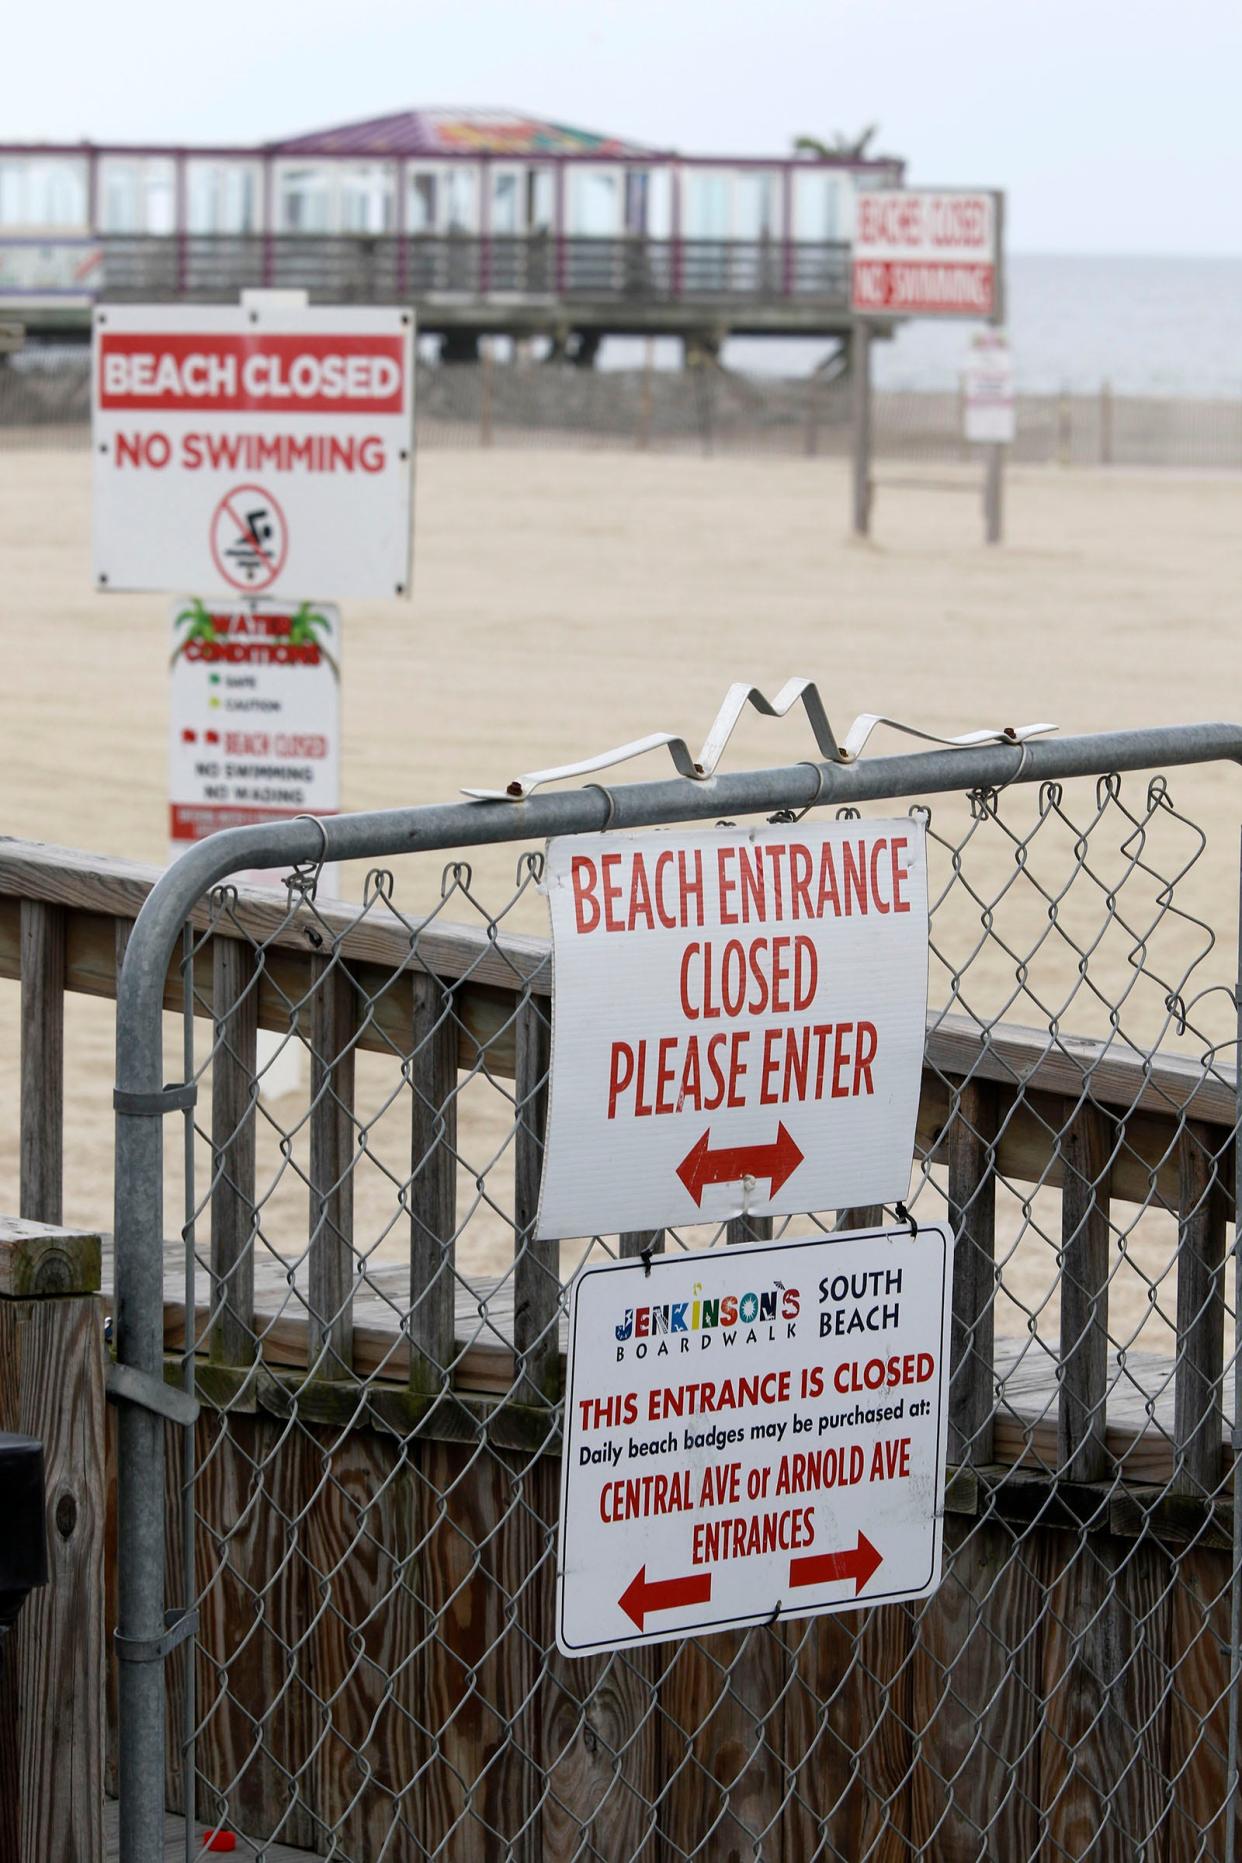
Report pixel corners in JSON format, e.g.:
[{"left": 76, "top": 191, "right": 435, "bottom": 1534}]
[
  {"left": 676, "top": 1122, "right": 804, "bottom": 1207},
  {"left": 619, "top": 1565, "right": 713, "bottom": 1632},
  {"left": 789, "top": 1531, "right": 883, "bottom": 1596}
]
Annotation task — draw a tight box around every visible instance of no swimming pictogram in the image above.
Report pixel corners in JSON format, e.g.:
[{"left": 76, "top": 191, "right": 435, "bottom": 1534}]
[{"left": 209, "top": 482, "right": 289, "bottom": 592}]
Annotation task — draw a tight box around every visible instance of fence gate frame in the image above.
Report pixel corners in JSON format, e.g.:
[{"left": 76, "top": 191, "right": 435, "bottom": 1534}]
[{"left": 110, "top": 720, "right": 1242, "bottom": 1861}]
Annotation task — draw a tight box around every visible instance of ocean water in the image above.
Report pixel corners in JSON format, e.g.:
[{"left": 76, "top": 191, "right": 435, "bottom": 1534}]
[{"left": 613, "top": 255, "right": 1242, "bottom": 398}]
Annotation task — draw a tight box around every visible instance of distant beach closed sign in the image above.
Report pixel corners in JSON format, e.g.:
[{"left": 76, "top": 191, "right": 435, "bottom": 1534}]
[
  {"left": 92, "top": 304, "right": 414, "bottom": 599},
  {"left": 536, "top": 821, "right": 929, "bottom": 1239},
  {"left": 852, "top": 190, "right": 999, "bottom": 319}
]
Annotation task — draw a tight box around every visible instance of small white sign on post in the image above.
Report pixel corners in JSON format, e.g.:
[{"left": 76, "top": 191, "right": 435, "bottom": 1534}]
[
  {"left": 963, "top": 331, "right": 1016, "bottom": 444},
  {"left": 557, "top": 1220, "right": 954, "bottom": 1656},
  {"left": 852, "top": 191, "right": 999, "bottom": 319},
  {"left": 93, "top": 304, "right": 414, "bottom": 599},
  {"left": 537, "top": 820, "right": 929, "bottom": 1240},
  {"left": 169, "top": 596, "right": 340, "bottom": 852}
]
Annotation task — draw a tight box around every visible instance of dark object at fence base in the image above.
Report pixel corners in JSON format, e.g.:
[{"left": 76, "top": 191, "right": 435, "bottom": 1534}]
[{"left": 0, "top": 1432, "right": 47, "bottom": 1610}]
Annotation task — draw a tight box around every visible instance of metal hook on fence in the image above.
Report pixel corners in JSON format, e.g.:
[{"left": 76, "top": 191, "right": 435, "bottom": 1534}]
[
  {"left": 767, "top": 758, "right": 830, "bottom": 825},
  {"left": 894, "top": 1201, "right": 918, "bottom": 1240},
  {"left": 585, "top": 783, "right": 619, "bottom": 831},
  {"left": 287, "top": 813, "right": 329, "bottom": 902}
]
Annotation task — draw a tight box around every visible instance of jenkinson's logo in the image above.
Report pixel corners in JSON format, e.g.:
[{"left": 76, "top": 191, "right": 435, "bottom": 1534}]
[{"left": 616, "top": 1284, "right": 800, "bottom": 1341}]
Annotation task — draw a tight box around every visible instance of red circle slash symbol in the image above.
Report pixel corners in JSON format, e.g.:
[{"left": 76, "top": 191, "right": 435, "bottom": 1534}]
[{"left": 209, "top": 483, "right": 288, "bottom": 593}]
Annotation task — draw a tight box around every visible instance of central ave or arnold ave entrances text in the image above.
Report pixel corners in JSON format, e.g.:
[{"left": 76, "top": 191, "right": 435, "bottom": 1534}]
[
  {"left": 557, "top": 1222, "right": 954, "bottom": 1655},
  {"left": 536, "top": 820, "right": 929, "bottom": 1239}
]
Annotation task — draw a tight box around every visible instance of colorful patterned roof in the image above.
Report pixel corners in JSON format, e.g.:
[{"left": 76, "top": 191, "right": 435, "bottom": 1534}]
[{"left": 268, "top": 109, "right": 667, "bottom": 160}]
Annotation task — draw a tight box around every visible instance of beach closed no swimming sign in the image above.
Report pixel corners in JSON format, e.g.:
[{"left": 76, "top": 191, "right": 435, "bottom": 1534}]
[{"left": 536, "top": 819, "right": 929, "bottom": 1239}]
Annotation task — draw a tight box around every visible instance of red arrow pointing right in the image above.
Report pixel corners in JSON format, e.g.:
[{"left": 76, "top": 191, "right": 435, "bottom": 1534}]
[
  {"left": 788, "top": 1532, "right": 883, "bottom": 1596},
  {"left": 618, "top": 1565, "right": 713, "bottom": 1632}
]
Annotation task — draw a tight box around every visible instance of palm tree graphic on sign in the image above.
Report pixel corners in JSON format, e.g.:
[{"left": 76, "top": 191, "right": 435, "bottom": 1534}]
[
  {"left": 170, "top": 596, "right": 217, "bottom": 667},
  {"left": 288, "top": 602, "right": 339, "bottom": 681}
]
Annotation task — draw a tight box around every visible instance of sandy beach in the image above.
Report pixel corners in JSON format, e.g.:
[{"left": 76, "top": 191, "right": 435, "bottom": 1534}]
[{"left": 1, "top": 444, "right": 1239, "bottom": 1358}]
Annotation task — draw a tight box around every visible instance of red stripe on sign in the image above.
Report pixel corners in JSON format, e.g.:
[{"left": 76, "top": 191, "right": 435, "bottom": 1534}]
[
  {"left": 170, "top": 803, "right": 338, "bottom": 839},
  {"left": 99, "top": 334, "right": 406, "bottom": 414},
  {"left": 852, "top": 261, "right": 994, "bottom": 317}
]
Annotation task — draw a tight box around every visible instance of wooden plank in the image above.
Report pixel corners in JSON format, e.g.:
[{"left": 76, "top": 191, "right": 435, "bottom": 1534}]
[
  {"left": 0, "top": 1218, "right": 101, "bottom": 1296},
  {"left": 658, "top": 1625, "right": 792, "bottom": 1858},
  {"left": 103, "top": 1797, "right": 322, "bottom": 1861},
  {"left": 1058, "top": 1100, "right": 1112, "bottom": 1482},
  {"left": 1163, "top": 1543, "right": 1233, "bottom": 1861},
  {"left": 782, "top": 1604, "right": 913, "bottom": 1860},
  {"left": 1037, "top": 1532, "right": 1173, "bottom": 1858},
  {"left": 210, "top": 937, "right": 259, "bottom": 1368},
  {"left": 409, "top": 972, "right": 458, "bottom": 1397},
  {"left": 1172, "top": 1120, "right": 1227, "bottom": 1496},
  {"left": 513, "top": 995, "right": 557, "bottom": 1406},
  {"left": 416, "top": 1439, "right": 546, "bottom": 1858},
  {"left": 302, "top": 1424, "right": 427, "bottom": 1858},
  {"left": 541, "top": 1599, "right": 661, "bottom": 1858},
  {"left": 947, "top": 1078, "right": 999, "bottom": 1465},
  {"left": 925, "top": 1010, "right": 1237, "bottom": 1130},
  {"left": 308, "top": 956, "right": 357, "bottom": 1378},
  {"left": 20, "top": 898, "right": 65, "bottom": 1224},
  {"left": 908, "top": 1516, "right": 1042, "bottom": 1857},
  {"left": 0, "top": 1291, "right": 105, "bottom": 1863}
]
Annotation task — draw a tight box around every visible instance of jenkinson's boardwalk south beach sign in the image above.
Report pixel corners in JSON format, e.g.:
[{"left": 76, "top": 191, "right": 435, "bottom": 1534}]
[{"left": 851, "top": 190, "right": 1000, "bottom": 319}]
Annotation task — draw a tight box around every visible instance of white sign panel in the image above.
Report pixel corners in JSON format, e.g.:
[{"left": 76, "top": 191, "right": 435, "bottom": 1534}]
[
  {"left": 92, "top": 304, "right": 414, "bottom": 599},
  {"left": 537, "top": 820, "right": 929, "bottom": 1240},
  {"left": 169, "top": 596, "right": 340, "bottom": 848},
  {"left": 963, "top": 331, "right": 1016, "bottom": 444},
  {"left": 557, "top": 1221, "right": 954, "bottom": 1655},
  {"left": 852, "top": 191, "right": 998, "bottom": 319}
]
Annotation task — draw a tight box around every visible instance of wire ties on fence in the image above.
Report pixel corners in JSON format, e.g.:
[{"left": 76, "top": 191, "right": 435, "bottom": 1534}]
[
  {"left": 286, "top": 812, "right": 329, "bottom": 902},
  {"left": 515, "top": 849, "right": 545, "bottom": 887},
  {"left": 585, "top": 782, "right": 619, "bottom": 830},
  {"left": 440, "top": 860, "right": 472, "bottom": 899},
  {"left": 362, "top": 867, "right": 395, "bottom": 907}
]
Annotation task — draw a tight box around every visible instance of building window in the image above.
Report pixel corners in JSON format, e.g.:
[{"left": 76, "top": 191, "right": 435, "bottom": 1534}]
[
  {"left": 340, "top": 164, "right": 395, "bottom": 235},
  {"left": 98, "top": 158, "right": 174, "bottom": 234},
  {"left": 277, "top": 167, "right": 331, "bottom": 233},
  {"left": 187, "top": 162, "right": 258, "bottom": 235},
  {"left": 0, "top": 157, "right": 89, "bottom": 230}
]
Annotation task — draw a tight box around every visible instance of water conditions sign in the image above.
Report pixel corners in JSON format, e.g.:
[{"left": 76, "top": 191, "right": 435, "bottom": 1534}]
[
  {"left": 963, "top": 331, "right": 1016, "bottom": 444},
  {"left": 92, "top": 304, "right": 414, "bottom": 599},
  {"left": 557, "top": 1221, "right": 954, "bottom": 1655},
  {"left": 536, "top": 820, "right": 929, "bottom": 1240},
  {"left": 852, "top": 190, "right": 999, "bottom": 319},
  {"left": 169, "top": 596, "right": 340, "bottom": 847}
]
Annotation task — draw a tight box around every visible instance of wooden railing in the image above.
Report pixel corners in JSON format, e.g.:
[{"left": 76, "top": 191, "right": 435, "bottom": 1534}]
[{"left": 1, "top": 836, "right": 1235, "bottom": 1494}]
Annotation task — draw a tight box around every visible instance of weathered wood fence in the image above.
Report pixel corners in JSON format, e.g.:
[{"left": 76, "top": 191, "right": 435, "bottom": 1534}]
[{"left": 0, "top": 835, "right": 1238, "bottom": 1858}]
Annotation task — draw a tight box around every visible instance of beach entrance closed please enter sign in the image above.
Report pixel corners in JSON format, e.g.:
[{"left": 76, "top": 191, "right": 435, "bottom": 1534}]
[
  {"left": 536, "top": 820, "right": 929, "bottom": 1239},
  {"left": 556, "top": 1221, "right": 954, "bottom": 1655}
]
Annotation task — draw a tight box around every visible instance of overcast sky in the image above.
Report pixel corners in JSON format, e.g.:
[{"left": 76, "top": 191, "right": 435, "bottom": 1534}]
[{"left": 7, "top": 0, "right": 1241, "bottom": 255}]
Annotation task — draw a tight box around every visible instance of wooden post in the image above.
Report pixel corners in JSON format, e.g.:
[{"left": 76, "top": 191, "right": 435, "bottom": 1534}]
[
  {"left": 838, "top": 1205, "right": 885, "bottom": 1232},
  {"left": 309, "top": 956, "right": 357, "bottom": 1378},
  {"left": 727, "top": 1214, "right": 773, "bottom": 1245},
  {"left": 513, "top": 996, "right": 558, "bottom": 1406},
  {"left": 804, "top": 369, "right": 819, "bottom": 457},
  {"left": 409, "top": 972, "right": 458, "bottom": 1399},
  {"left": 947, "top": 1078, "right": 999, "bottom": 1466},
  {"left": 19, "top": 900, "right": 65, "bottom": 1226},
  {"left": 0, "top": 1219, "right": 104, "bottom": 1863},
  {"left": 480, "top": 339, "right": 494, "bottom": 448},
  {"left": 1056, "top": 387, "right": 1072, "bottom": 466},
  {"left": 1099, "top": 379, "right": 1113, "bottom": 465},
  {"left": 851, "top": 320, "right": 873, "bottom": 537},
  {"left": 1172, "top": 1121, "right": 1226, "bottom": 1495},
  {"left": 210, "top": 937, "right": 258, "bottom": 1367},
  {"left": 636, "top": 336, "right": 654, "bottom": 451},
  {"left": 983, "top": 443, "right": 1004, "bottom": 545},
  {"left": 1057, "top": 1101, "right": 1111, "bottom": 1482},
  {"left": 619, "top": 1230, "right": 663, "bottom": 1259}
]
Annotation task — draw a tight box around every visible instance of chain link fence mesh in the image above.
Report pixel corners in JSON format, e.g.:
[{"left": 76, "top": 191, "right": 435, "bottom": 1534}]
[
  {"left": 5, "top": 346, "right": 1242, "bottom": 469},
  {"left": 109, "top": 754, "right": 1241, "bottom": 1859}
]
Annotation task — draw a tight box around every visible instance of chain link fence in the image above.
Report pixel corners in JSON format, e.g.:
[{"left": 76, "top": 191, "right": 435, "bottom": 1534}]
[
  {"left": 107, "top": 725, "right": 1242, "bottom": 1860},
  {"left": 5, "top": 345, "right": 1242, "bottom": 468}
]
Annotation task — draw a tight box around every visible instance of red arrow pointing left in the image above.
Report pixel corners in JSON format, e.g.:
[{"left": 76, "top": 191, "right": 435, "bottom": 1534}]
[
  {"left": 618, "top": 1565, "right": 712, "bottom": 1632},
  {"left": 788, "top": 1532, "right": 883, "bottom": 1596}
]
